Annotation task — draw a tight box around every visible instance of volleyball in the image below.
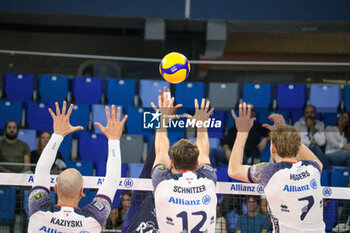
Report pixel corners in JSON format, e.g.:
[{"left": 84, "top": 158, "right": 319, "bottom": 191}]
[{"left": 159, "top": 52, "right": 190, "bottom": 84}]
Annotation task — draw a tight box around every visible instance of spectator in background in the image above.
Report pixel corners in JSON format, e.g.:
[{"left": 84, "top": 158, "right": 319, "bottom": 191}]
[
  {"left": 222, "top": 194, "right": 245, "bottom": 233},
  {"left": 325, "top": 112, "right": 350, "bottom": 167},
  {"left": 294, "top": 105, "right": 331, "bottom": 169},
  {"left": 235, "top": 196, "right": 270, "bottom": 233},
  {"left": 106, "top": 191, "right": 132, "bottom": 230},
  {"left": 211, "top": 105, "right": 269, "bottom": 165},
  {"left": 0, "top": 120, "right": 31, "bottom": 173},
  {"left": 31, "top": 131, "right": 66, "bottom": 174},
  {"left": 216, "top": 204, "right": 228, "bottom": 233}
]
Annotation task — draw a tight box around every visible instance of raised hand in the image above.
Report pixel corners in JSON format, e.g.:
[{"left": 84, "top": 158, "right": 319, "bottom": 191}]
[
  {"left": 48, "top": 101, "right": 84, "bottom": 137},
  {"left": 184, "top": 98, "right": 214, "bottom": 124},
  {"left": 262, "top": 113, "right": 286, "bottom": 131},
  {"left": 151, "top": 87, "right": 182, "bottom": 124},
  {"left": 95, "top": 105, "right": 128, "bottom": 140},
  {"left": 231, "top": 102, "right": 255, "bottom": 133}
]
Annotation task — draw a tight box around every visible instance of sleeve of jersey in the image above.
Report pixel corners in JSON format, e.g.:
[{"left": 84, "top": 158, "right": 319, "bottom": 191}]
[
  {"left": 196, "top": 164, "right": 217, "bottom": 184},
  {"left": 151, "top": 164, "right": 171, "bottom": 190},
  {"left": 28, "top": 186, "right": 54, "bottom": 217},
  {"left": 97, "top": 140, "right": 121, "bottom": 201},
  {"left": 248, "top": 162, "right": 275, "bottom": 186},
  {"left": 33, "top": 133, "right": 63, "bottom": 189},
  {"left": 83, "top": 194, "right": 112, "bottom": 227}
]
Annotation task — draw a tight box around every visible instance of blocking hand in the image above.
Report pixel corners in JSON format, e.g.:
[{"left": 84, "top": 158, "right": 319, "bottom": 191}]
[
  {"left": 95, "top": 105, "right": 128, "bottom": 140},
  {"left": 262, "top": 113, "right": 286, "bottom": 131},
  {"left": 184, "top": 98, "right": 214, "bottom": 124},
  {"left": 231, "top": 102, "right": 255, "bottom": 133},
  {"left": 48, "top": 101, "right": 84, "bottom": 137}
]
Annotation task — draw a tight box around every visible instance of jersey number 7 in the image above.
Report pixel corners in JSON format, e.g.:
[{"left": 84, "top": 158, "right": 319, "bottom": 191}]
[{"left": 298, "top": 195, "right": 314, "bottom": 221}]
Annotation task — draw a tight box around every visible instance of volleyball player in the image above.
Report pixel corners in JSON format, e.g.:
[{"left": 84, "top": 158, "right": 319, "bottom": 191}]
[
  {"left": 228, "top": 102, "right": 325, "bottom": 232},
  {"left": 28, "top": 101, "right": 127, "bottom": 233},
  {"left": 151, "top": 90, "right": 217, "bottom": 232}
]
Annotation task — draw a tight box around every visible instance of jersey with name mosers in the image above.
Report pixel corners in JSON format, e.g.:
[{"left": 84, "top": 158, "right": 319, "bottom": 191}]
[
  {"left": 28, "top": 186, "right": 112, "bottom": 233},
  {"left": 248, "top": 160, "right": 325, "bottom": 233},
  {"left": 152, "top": 164, "right": 217, "bottom": 233}
]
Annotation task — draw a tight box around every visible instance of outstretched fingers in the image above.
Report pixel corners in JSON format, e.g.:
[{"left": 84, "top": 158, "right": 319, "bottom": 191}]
[
  {"left": 231, "top": 109, "right": 238, "bottom": 121},
  {"left": 105, "top": 106, "right": 111, "bottom": 122},
  {"left": 120, "top": 114, "right": 128, "bottom": 125},
  {"left": 55, "top": 102, "right": 61, "bottom": 116}
]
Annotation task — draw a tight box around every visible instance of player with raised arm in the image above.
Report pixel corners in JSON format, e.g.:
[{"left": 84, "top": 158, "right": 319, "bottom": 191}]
[
  {"left": 151, "top": 89, "right": 217, "bottom": 233},
  {"left": 28, "top": 101, "right": 127, "bottom": 233},
  {"left": 228, "top": 102, "right": 325, "bottom": 233}
]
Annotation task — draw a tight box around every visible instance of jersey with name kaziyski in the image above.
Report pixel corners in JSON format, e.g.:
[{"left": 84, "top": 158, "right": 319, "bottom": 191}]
[
  {"left": 248, "top": 160, "right": 325, "bottom": 233},
  {"left": 28, "top": 186, "right": 111, "bottom": 233},
  {"left": 152, "top": 164, "right": 217, "bottom": 233}
]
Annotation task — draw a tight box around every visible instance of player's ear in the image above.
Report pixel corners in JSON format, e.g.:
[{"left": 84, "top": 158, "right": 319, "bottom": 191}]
[
  {"left": 54, "top": 184, "right": 58, "bottom": 194},
  {"left": 195, "top": 162, "right": 199, "bottom": 169},
  {"left": 170, "top": 160, "right": 174, "bottom": 169},
  {"left": 79, "top": 188, "right": 83, "bottom": 198},
  {"left": 270, "top": 143, "right": 277, "bottom": 154}
]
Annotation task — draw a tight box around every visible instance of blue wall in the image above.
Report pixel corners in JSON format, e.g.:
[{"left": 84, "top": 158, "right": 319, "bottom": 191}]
[{"left": 0, "top": 0, "right": 349, "bottom": 21}]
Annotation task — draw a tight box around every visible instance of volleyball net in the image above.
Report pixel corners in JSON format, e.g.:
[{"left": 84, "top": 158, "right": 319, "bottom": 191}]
[{"left": 0, "top": 173, "right": 349, "bottom": 233}]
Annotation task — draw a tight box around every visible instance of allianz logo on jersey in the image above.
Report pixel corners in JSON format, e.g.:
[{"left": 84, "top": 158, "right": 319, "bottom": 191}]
[
  {"left": 230, "top": 184, "right": 264, "bottom": 194},
  {"left": 283, "top": 179, "right": 318, "bottom": 192},
  {"left": 39, "top": 226, "right": 66, "bottom": 233},
  {"left": 168, "top": 195, "right": 211, "bottom": 206},
  {"left": 143, "top": 110, "right": 222, "bottom": 129}
]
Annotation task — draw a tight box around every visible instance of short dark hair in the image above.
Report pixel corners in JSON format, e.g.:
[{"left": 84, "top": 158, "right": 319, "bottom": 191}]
[
  {"left": 5, "top": 120, "right": 19, "bottom": 129},
  {"left": 170, "top": 139, "right": 199, "bottom": 171},
  {"left": 303, "top": 105, "right": 316, "bottom": 113}
]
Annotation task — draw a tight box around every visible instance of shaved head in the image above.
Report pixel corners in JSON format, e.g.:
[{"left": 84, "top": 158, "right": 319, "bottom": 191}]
[{"left": 56, "top": 168, "right": 83, "bottom": 200}]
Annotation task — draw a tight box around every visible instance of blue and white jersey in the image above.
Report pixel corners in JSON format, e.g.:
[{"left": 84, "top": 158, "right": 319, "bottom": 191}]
[
  {"left": 28, "top": 186, "right": 112, "bottom": 233},
  {"left": 248, "top": 160, "right": 325, "bottom": 233},
  {"left": 152, "top": 164, "right": 217, "bottom": 233}
]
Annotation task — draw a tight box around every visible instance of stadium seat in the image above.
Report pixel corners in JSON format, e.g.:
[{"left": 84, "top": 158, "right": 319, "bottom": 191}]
[
  {"left": 69, "top": 104, "right": 90, "bottom": 133},
  {"left": 96, "top": 162, "right": 127, "bottom": 177},
  {"left": 174, "top": 82, "right": 205, "bottom": 108},
  {"left": 343, "top": 85, "right": 350, "bottom": 112},
  {"left": 128, "top": 163, "right": 144, "bottom": 178},
  {"left": 38, "top": 74, "right": 68, "bottom": 103},
  {"left": 4, "top": 73, "right": 34, "bottom": 102},
  {"left": 242, "top": 83, "right": 272, "bottom": 109},
  {"left": 226, "top": 110, "right": 238, "bottom": 130},
  {"left": 106, "top": 78, "right": 136, "bottom": 106},
  {"left": 72, "top": 76, "right": 102, "bottom": 104},
  {"left": 26, "top": 102, "right": 54, "bottom": 132},
  {"left": 324, "top": 199, "right": 338, "bottom": 232},
  {"left": 78, "top": 132, "right": 108, "bottom": 163},
  {"left": 92, "top": 104, "right": 122, "bottom": 134},
  {"left": 208, "top": 82, "right": 239, "bottom": 109},
  {"left": 59, "top": 134, "right": 73, "bottom": 162},
  {"left": 321, "top": 169, "right": 330, "bottom": 186},
  {"left": 18, "top": 129, "right": 36, "bottom": 151},
  {"left": 324, "top": 112, "right": 338, "bottom": 127},
  {"left": 0, "top": 100, "right": 22, "bottom": 131},
  {"left": 125, "top": 107, "right": 153, "bottom": 138},
  {"left": 139, "top": 80, "right": 169, "bottom": 107},
  {"left": 120, "top": 135, "right": 144, "bottom": 163},
  {"left": 208, "top": 110, "right": 226, "bottom": 139},
  {"left": 0, "top": 188, "right": 16, "bottom": 224},
  {"left": 276, "top": 84, "right": 306, "bottom": 109},
  {"left": 310, "top": 84, "right": 340, "bottom": 113},
  {"left": 330, "top": 166, "right": 350, "bottom": 187},
  {"left": 66, "top": 161, "right": 94, "bottom": 176}
]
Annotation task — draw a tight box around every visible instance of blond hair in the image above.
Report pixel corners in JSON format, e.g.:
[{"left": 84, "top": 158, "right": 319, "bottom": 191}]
[
  {"left": 170, "top": 139, "right": 199, "bottom": 171},
  {"left": 270, "top": 125, "right": 301, "bottom": 158}
]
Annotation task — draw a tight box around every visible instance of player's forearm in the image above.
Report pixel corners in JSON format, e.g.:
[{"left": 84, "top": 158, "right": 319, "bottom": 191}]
[
  {"left": 154, "top": 128, "right": 170, "bottom": 167},
  {"left": 297, "top": 143, "right": 323, "bottom": 170},
  {"left": 97, "top": 140, "right": 121, "bottom": 199},
  {"left": 228, "top": 132, "right": 248, "bottom": 177},
  {"left": 34, "top": 134, "right": 63, "bottom": 187},
  {"left": 196, "top": 128, "right": 210, "bottom": 164}
]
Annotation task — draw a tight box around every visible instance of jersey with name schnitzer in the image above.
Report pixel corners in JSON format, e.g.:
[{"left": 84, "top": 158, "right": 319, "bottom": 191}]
[
  {"left": 28, "top": 186, "right": 111, "bottom": 233},
  {"left": 248, "top": 160, "right": 325, "bottom": 233},
  {"left": 152, "top": 164, "right": 217, "bottom": 233}
]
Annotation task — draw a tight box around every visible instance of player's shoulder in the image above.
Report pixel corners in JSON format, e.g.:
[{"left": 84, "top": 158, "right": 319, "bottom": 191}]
[
  {"left": 300, "top": 160, "right": 322, "bottom": 173},
  {"left": 82, "top": 194, "right": 112, "bottom": 227}
]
